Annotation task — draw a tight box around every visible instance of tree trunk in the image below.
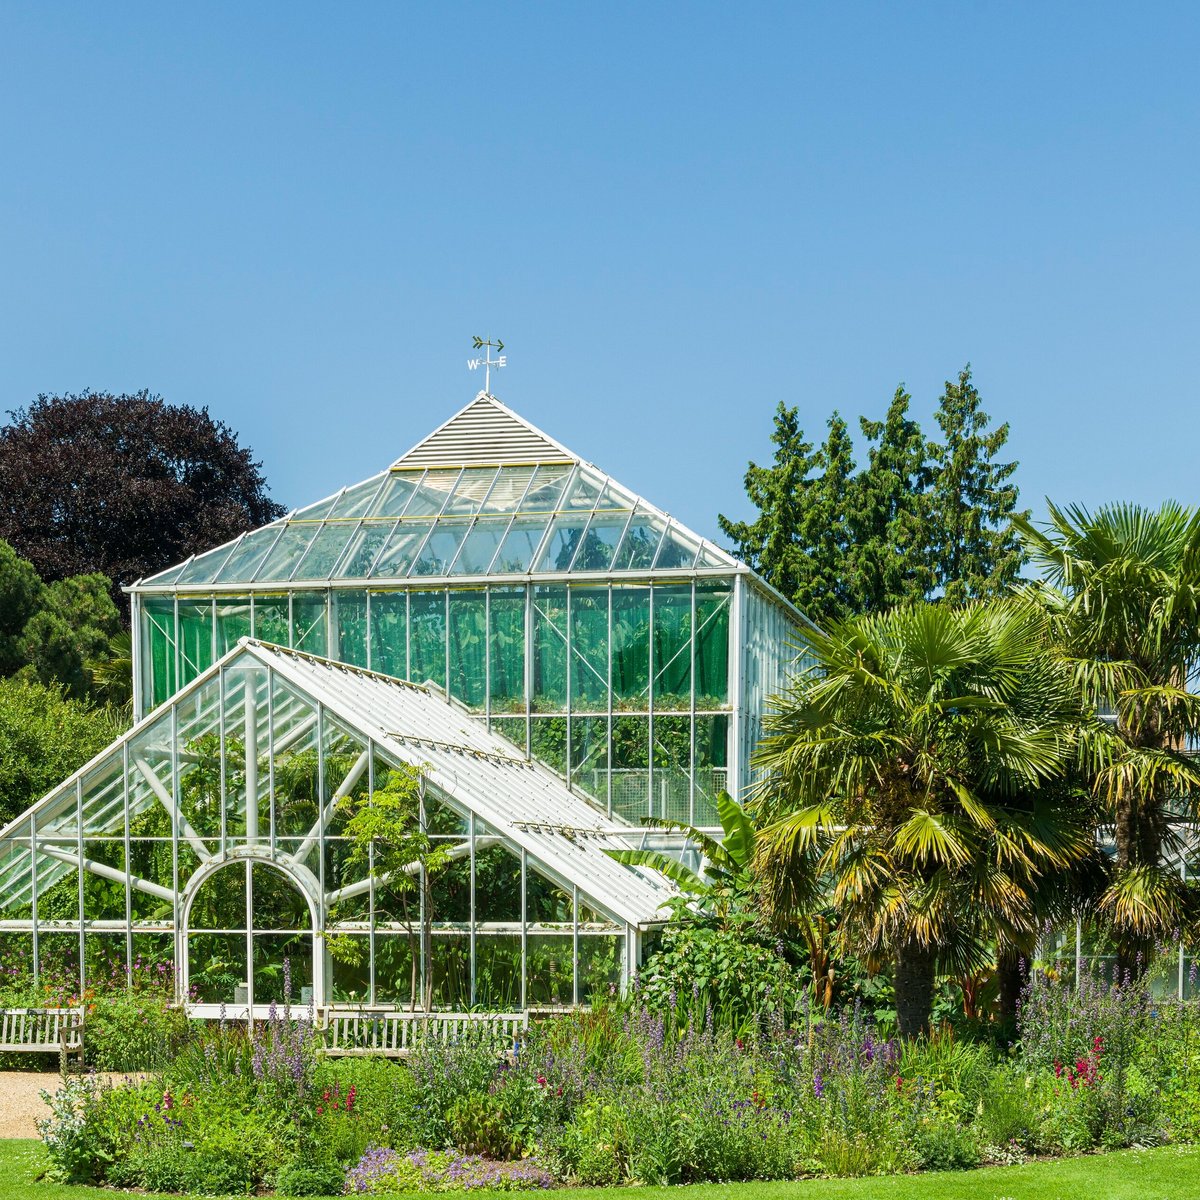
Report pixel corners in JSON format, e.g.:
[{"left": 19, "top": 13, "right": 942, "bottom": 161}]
[
  {"left": 996, "top": 944, "right": 1025, "bottom": 1032},
  {"left": 894, "top": 938, "right": 935, "bottom": 1039}
]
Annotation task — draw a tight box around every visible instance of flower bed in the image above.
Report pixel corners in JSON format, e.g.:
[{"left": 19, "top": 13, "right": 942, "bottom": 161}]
[{"left": 34, "top": 966, "right": 1200, "bottom": 1194}]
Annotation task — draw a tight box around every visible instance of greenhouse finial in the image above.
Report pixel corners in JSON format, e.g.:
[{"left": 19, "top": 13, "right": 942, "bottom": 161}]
[{"left": 468, "top": 336, "right": 506, "bottom": 394}]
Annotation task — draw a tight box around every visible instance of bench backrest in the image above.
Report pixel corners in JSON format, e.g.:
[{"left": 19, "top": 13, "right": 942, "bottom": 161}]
[{"left": 0, "top": 1007, "right": 84, "bottom": 1052}]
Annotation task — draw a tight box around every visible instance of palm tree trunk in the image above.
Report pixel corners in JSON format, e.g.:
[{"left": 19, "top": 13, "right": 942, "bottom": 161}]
[
  {"left": 894, "top": 938, "right": 935, "bottom": 1038},
  {"left": 996, "top": 944, "right": 1025, "bottom": 1032}
]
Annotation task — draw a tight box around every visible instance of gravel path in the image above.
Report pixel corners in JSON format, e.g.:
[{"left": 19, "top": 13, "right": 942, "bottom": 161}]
[{"left": 0, "top": 1071, "right": 144, "bottom": 1139}]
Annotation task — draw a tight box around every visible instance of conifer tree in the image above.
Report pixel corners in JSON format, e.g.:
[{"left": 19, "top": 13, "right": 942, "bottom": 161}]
[
  {"left": 851, "top": 388, "right": 935, "bottom": 613},
  {"left": 928, "top": 366, "right": 1027, "bottom": 605}
]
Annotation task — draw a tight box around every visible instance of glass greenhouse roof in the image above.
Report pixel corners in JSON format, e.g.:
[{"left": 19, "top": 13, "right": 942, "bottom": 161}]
[
  {"left": 137, "top": 396, "right": 739, "bottom": 590},
  {"left": 0, "top": 640, "right": 678, "bottom": 930}
]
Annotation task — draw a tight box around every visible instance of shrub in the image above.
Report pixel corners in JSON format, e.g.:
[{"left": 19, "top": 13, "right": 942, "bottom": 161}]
[
  {"left": 276, "top": 1160, "right": 346, "bottom": 1196},
  {"left": 85, "top": 989, "right": 188, "bottom": 1070},
  {"left": 36, "top": 1075, "right": 114, "bottom": 1183}
]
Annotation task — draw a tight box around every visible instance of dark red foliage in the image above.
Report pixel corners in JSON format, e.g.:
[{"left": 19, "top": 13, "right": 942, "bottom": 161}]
[{"left": 0, "top": 391, "right": 285, "bottom": 611}]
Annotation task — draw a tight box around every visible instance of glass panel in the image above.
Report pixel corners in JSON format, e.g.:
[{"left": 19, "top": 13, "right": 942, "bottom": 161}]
[
  {"left": 215, "top": 599, "right": 253, "bottom": 655},
  {"left": 448, "top": 592, "right": 487, "bottom": 710},
  {"left": 480, "top": 466, "right": 536, "bottom": 513},
  {"left": 0, "top": 933, "right": 35, "bottom": 997},
  {"left": 474, "top": 840, "right": 522, "bottom": 924},
  {"left": 370, "top": 474, "right": 421, "bottom": 518},
  {"left": 326, "top": 474, "right": 388, "bottom": 520},
  {"left": 571, "top": 513, "right": 628, "bottom": 572},
  {"left": 369, "top": 592, "right": 408, "bottom": 678},
  {"left": 570, "top": 587, "right": 608, "bottom": 712},
  {"left": 429, "top": 935, "right": 470, "bottom": 1008},
  {"left": 292, "top": 522, "right": 358, "bottom": 581},
  {"left": 571, "top": 716, "right": 609, "bottom": 807},
  {"left": 652, "top": 715, "right": 691, "bottom": 823},
  {"left": 489, "top": 716, "right": 527, "bottom": 754},
  {"left": 409, "top": 590, "right": 446, "bottom": 688},
  {"left": 426, "top": 795, "right": 468, "bottom": 837},
  {"left": 177, "top": 599, "right": 214, "bottom": 683},
  {"left": 527, "top": 871, "right": 573, "bottom": 926},
  {"left": 491, "top": 517, "right": 550, "bottom": 574},
  {"left": 373, "top": 935, "right": 415, "bottom": 1005},
  {"left": 653, "top": 525, "right": 699, "bottom": 570},
  {"left": 430, "top": 855, "right": 470, "bottom": 924},
  {"left": 214, "top": 523, "right": 286, "bottom": 583},
  {"left": 695, "top": 583, "right": 731, "bottom": 708},
  {"left": 144, "top": 596, "right": 177, "bottom": 707},
  {"left": 271, "top": 677, "right": 320, "bottom": 839},
  {"left": 526, "top": 936, "right": 574, "bottom": 1007},
  {"left": 335, "top": 591, "right": 369, "bottom": 668},
  {"left": 696, "top": 544, "right": 730, "bottom": 569},
  {"left": 285, "top": 493, "right": 341, "bottom": 523},
  {"left": 337, "top": 520, "right": 396, "bottom": 578},
  {"left": 611, "top": 716, "right": 649, "bottom": 822},
  {"left": 38, "top": 933, "right": 82, "bottom": 1000},
  {"left": 189, "top": 933, "right": 247, "bottom": 1003},
  {"left": 253, "top": 595, "right": 291, "bottom": 647},
  {"left": 451, "top": 519, "right": 511, "bottom": 576},
  {"left": 81, "top": 840, "right": 126, "bottom": 921},
  {"left": 694, "top": 714, "right": 730, "bottom": 826},
  {"left": 253, "top": 523, "right": 320, "bottom": 582},
  {"left": 520, "top": 464, "right": 573, "bottom": 512},
  {"left": 254, "top": 934, "right": 314, "bottom": 1004},
  {"left": 371, "top": 522, "right": 433, "bottom": 578},
  {"left": 612, "top": 587, "right": 650, "bottom": 710},
  {"left": 474, "top": 935, "right": 522, "bottom": 1009},
  {"left": 403, "top": 468, "right": 463, "bottom": 518},
  {"left": 411, "top": 521, "right": 470, "bottom": 576},
  {"left": 535, "top": 515, "right": 587, "bottom": 572},
  {"left": 84, "top": 933, "right": 127, "bottom": 990},
  {"left": 252, "top": 862, "right": 311, "bottom": 930},
  {"left": 81, "top": 756, "right": 126, "bottom": 836},
  {"left": 128, "top": 840, "right": 174, "bottom": 922},
  {"left": 532, "top": 586, "right": 567, "bottom": 711},
  {"left": 291, "top": 592, "right": 328, "bottom": 656},
  {"left": 443, "top": 466, "right": 500, "bottom": 515},
  {"left": 530, "top": 718, "right": 567, "bottom": 779},
  {"left": 190, "top": 863, "right": 247, "bottom": 930},
  {"left": 330, "top": 937, "right": 370, "bottom": 1003},
  {"left": 562, "top": 470, "right": 604, "bottom": 510},
  {"left": 175, "top": 544, "right": 238, "bottom": 585},
  {"left": 611, "top": 509, "right": 664, "bottom": 571},
  {"left": 488, "top": 589, "right": 525, "bottom": 714},
  {"left": 653, "top": 585, "right": 692, "bottom": 709},
  {"left": 578, "top": 934, "right": 623, "bottom": 1002},
  {"left": 177, "top": 678, "right": 223, "bottom": 841},
  {"left": 133, "top": 935, "right": 177, "bottom": 997}
]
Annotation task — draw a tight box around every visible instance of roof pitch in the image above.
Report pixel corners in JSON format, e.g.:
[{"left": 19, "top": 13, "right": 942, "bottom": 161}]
[
  {"left": 0, "top": 640, "right": 678, "bottom": 928},
  {"left": 393, "top": 394, "right": 575, "bottom": 469}
]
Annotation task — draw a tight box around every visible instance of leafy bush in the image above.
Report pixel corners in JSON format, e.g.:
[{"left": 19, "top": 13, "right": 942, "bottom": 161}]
[
  {"left": 84, "top": 989, "right": 188, "bottom": 1070},
  {"left": 36, "top": 1075, "right": 114, "bottom": 1183},
  {"left": 275, "top": 1160, "right": 346, "bottom": 1196}
]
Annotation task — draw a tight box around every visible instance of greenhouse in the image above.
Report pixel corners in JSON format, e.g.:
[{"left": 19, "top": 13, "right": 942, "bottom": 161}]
[{"left": 0, "top": 391, "right": 809, "bottom": 1013}]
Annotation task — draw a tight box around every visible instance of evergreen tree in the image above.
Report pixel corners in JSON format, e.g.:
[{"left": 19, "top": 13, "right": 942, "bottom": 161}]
[
  {"left": 928, "top": 366, "right": 1027, "bottom": 605},
  {"left": 720, "top": 369, "right": 1026, "bottom": 623},
  {"left": 851, "top": 388, "right": 935, "bottom": 613},
  {"left": 718, "top": 403, "right": 821, "bottom": 608}
]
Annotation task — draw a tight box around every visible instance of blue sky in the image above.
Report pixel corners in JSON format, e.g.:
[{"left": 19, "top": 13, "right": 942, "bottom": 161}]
[{"left": 1, "top": 4, "right": 1197, "bottom": 545}]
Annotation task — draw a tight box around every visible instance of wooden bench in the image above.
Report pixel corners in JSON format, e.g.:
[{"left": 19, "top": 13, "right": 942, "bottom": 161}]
[
  {"left": 318, "top": 1008, "right": 527, "bottom": 1057},
  {"left": 0, "top": 1008, "right": 85, "bottom": 1073}
]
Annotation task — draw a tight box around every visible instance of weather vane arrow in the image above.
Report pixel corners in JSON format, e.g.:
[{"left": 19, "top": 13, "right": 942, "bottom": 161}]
[{"left": 467, "top": 336, "right": 506, "bottom": 394}]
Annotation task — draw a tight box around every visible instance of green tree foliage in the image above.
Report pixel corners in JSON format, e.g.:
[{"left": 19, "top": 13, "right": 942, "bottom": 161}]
[
  {"left": 719, "top": 367, "right": 1026, "bottom": 623},
  {"left": 929, "top": 367, "right": 1027, "bottom": 606},
  {"left": 0, "top": 676, "right": 125, "bottom": 825},
  {"left": 0, "top": 390, "right": 284, "bottom": 609},
  {"left": 0, "top": 539, "right": 125, "bottom": 701},
  {"left": 1016, "top": 501, "right": 1200, "bottom": 973},
  {"left": 751, "top": 600, "right": 1092, "bottom": 1037}
]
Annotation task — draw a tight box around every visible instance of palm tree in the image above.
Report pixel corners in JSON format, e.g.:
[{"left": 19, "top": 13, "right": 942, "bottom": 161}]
[
  {"left": 752, "top": 600, "right": 1090, "bottom": 1038},
  {"left": 1015, "top": 502, "right": 1200, "bottom": 974}
]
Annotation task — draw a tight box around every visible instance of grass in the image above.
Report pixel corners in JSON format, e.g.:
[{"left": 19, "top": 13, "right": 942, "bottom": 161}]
[{"left": 3, "top": 1139, "right": 1200, "bottom": 1200}]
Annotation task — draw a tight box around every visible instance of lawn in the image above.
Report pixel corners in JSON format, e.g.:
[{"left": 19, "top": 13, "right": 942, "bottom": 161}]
[{"left": 3, "top": 1139, "right": 1198, "bottom": 1200}]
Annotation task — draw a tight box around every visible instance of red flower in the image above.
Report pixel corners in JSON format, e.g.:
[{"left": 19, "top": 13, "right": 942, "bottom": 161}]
[
  {"left": 316, "top": 1105, "right": 324, "bottom": 1116},
  {"left": 536, "top": 1074, "right": 547, "bottom": 1087}
]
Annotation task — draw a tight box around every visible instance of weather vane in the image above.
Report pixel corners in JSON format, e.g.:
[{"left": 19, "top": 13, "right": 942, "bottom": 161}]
[{"left": 467, "top": 336, "right": 506, "bottom": 394}]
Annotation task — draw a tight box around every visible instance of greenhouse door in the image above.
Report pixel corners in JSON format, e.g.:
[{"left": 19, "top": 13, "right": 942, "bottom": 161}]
[{"left": 184, "top": 858, "right": 316, "bottom": 1011}]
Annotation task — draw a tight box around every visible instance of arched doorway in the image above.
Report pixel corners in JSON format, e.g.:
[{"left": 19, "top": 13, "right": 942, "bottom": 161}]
[{"left": 182, "top": 856, "right": 318, "bottom": 1009}]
